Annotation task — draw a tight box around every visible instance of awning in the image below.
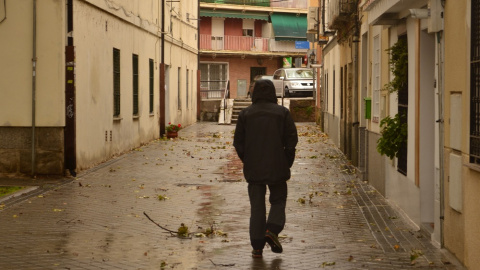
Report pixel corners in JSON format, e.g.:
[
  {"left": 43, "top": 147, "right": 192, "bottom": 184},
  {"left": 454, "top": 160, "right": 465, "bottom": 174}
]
[
  {"left": 200, "top": 9, "right": 269, "bottom": 21},
  {"left": 270, "top": 13, "right": 307, "bottom": 41}
]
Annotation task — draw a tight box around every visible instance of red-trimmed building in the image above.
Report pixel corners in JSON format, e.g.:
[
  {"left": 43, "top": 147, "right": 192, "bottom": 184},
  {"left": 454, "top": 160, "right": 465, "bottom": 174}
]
[{"left": 199, "top": 0, "right": 310, "bottom": 99}]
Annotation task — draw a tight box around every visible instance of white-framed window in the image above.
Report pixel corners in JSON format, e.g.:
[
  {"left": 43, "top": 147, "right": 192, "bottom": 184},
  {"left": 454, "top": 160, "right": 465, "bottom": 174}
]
[
  {"left": 200, "top": 62, "right": 229, "bottom": 99},
  {"left": 243, "top": 19, "right": 254, "bottom": 37},
  {"left": 372, "top": 34, "right": 381, "bottom": 123}
]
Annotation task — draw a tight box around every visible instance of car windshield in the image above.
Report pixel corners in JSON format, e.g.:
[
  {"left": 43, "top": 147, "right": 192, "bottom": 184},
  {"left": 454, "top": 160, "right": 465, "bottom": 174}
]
[{"left": 285, "top": 69, "right": 313, "bottom": 79}]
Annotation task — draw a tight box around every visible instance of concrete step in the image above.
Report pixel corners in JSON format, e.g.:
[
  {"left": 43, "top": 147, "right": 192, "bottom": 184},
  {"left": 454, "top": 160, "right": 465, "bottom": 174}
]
[{"left": 228, "top": 98, "right": 252, "bottom": 125}]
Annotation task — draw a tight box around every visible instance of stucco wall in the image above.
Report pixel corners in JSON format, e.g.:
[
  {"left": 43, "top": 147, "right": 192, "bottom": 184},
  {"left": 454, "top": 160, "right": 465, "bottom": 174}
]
[
  {"left": 323, "top": 112, "right": 340, "bottom": 148},
  {"left": 443, "top": 0, "right": 480, "bottom": 268},
  {"left": 74, "top": 1, "right": 160, "bottom": 170},
  {"left": 73, "top": 0, "right": 198, "bottom": 171},
  {"left": 366, "top": 131, "right": 385, "bottom": 195},
  {"left": 0, "top": 0, "right": 65, "bottom": 127},
  {"left": 0, "top": 0, "right": 65, "bottom": 175},
  {"left": 200, "top": 56, "right": 280, "bottom": 98}
]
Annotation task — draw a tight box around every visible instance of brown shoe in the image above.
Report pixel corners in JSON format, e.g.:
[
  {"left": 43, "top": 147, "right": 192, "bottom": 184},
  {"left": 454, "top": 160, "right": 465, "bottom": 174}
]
[
  {"left": 252, "top": 249, "right": 263, "bottom": 258},
  {"left": 265, "top": 230, "right": 283, "bottom": 253}
]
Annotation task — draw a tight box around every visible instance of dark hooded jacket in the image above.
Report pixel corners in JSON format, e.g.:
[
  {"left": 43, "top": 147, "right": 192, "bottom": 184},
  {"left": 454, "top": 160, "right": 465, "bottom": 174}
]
[{"left": 233, "top": 79, "right": 298, "bottom": 184}]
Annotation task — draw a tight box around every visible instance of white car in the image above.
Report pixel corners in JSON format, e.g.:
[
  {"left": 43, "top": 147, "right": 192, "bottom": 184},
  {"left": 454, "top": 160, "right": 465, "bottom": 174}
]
[{"left": 272, "top": 68, "right": 314, "bottom": 97}]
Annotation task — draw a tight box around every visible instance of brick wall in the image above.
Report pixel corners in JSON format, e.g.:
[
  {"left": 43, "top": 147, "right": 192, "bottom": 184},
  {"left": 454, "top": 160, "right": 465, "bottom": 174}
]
[{"left": 201, "top": 56, "right": 281, "bottom": 98}]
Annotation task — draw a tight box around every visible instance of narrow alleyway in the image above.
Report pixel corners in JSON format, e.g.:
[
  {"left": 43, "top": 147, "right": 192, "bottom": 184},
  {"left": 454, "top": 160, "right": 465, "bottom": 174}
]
[{"left": 0, "top": 123, "right": 462, "bottom": 269}]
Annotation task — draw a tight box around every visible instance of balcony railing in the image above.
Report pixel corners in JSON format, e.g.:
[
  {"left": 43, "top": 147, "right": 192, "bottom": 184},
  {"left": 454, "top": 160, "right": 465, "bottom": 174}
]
[
  {"left": 200, "top": 80, "right": 228, "bottom": 99},
  {"left": 200, "top": 34, "right": 269, "bottom": 52},
  {"left": 327, "top": 0, "right": 357, "bottom": 30},
  {"left": 200, "top": 0, "right": 269, "bottom": 7},
  {"left": 270, "top": 0, "right": 307, "bottom": 9}
]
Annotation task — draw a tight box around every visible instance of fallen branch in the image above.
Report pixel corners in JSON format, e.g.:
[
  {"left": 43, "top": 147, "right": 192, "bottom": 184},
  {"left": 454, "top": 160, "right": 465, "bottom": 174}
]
[
  {"left": 209, "top": 259, "right": 235, "bottom": 267},
  {"left": 143, "top": 211, "right": 178, "bottom": 235}
]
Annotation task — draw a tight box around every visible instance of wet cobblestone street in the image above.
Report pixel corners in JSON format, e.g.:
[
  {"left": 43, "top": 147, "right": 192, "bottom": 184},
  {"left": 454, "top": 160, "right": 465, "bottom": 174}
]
[{"left": 0, "top": 123, "right": 463, "bottom": 269}]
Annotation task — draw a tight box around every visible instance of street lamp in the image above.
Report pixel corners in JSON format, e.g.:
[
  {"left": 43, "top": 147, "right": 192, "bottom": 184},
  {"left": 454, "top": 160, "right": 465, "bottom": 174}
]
[{"left": 309, "top": 50, "right": 316, "bottom": 65}]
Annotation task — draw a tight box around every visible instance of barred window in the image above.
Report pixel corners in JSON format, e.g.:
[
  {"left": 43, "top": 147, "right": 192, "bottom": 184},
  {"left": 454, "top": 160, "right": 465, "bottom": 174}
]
[
  {"left": 340, "top": 66, "right": 344, "bottom": 119},
  {"left": 325, "top": 71, "right": 328, "bottom": 111},
  {"left": 113, "top": 48, "right": 121, "bottom": 117},
  {"left": 186, "top": 69, "right": 189, "bottom": 109},
  {"left": 132, "top": 54, "right": 139, "bottom": 116},
  {"left": 200, "top": 63, "right": 228, "bottom": 99},
  {"left": 149, "top": 59, "right": 154, "bottom": 114},
  {"left": 333, "top": 69, "right": 336, "bottom": 115},
  {"left": 397, "top": 35, "right": 408, "bottom": 175},
  {"left": 470, "top": 0, "right": 480, "bottom": 164},
  {"left": 178, "top": 67, "right": 182, "bottom": 110}
]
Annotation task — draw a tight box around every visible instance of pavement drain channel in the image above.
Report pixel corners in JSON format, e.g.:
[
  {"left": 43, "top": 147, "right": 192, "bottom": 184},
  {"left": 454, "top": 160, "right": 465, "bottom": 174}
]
[{"left": 0, "top": 122, "right": 463, "bottom": 270}]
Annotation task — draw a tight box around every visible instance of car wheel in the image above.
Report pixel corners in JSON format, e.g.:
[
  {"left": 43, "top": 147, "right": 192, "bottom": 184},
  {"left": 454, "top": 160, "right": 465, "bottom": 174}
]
[{"left": 284, "top": 88, "right": 290, "bottom": 97}]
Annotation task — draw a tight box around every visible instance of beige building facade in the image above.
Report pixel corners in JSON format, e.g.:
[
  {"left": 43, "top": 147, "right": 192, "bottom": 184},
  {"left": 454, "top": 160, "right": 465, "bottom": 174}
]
[
  {"left": 358, "top": 0, "right": 443, "bottom": 249},
  {"left": 326, "top": 0, "right": 479, "bottom": 267},
  {"left": 322, "top": 0, "right": 446, "bottom": 256},
  {"left": 443, "top": 0, "right": 480, "bottom": 268},
  {"left": 0, "top": 0, "right": 198, "bottom": 176}
]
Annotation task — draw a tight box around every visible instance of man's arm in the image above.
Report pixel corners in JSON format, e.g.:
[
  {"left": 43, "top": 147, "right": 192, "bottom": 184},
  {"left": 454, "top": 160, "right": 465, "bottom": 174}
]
[
  {"left": 284, "top": 110, "right": 298, "bottom": 168},
  {"left": 233, "top": 112, "right": 246, "bottom": 162}
]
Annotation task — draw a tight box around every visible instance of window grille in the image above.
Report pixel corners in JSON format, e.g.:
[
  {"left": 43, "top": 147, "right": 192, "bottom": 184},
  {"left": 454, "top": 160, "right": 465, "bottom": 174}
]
[
  {"left": 113, "top": 48, "right": 121, "bottom": 117},
  {"left": 340, "top": 66, "right": 344, "bottom": 119},
  {"left": 178, "top": 67, "right": 181, "bottom": 109},
  {"left": 325, "top": 71, "right": 328, "bottom": 111},
  {"left": 149, "top": 59, "right": 154, "bottom": 114},
  {"left": 470, "top": 0, "right": 480, "bottom": 164},
  {"left": 397, "top": 35, "right": 408, "bottom": 175},
  {"left": 186, "top": 69, "right": 189, "bottom": 109},
  {"left": 200, "top": 63, "right": 228, "bottom": 99},
  {"left": 397, "top": 106, "right": 408, "bottom": 175},
  {"left": 333, "top": 69, "right": 336, "bottom": 115},
  {"left": 132, "top": 54, "right": 139, "bottom": 116}
]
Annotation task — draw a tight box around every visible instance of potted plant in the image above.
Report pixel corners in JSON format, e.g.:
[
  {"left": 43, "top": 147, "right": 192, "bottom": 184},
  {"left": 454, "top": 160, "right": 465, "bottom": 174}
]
[{"left": 166, "top": 122, "right": 181, "bottom": 138}]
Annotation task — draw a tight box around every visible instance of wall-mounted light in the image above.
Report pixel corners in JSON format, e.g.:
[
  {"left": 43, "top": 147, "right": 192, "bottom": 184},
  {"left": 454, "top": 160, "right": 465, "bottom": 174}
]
[
  {"left": 257, "top": 58, "right": 264, "bottom": 65},
  {"left": 409, "top": 9, "right": 430, "bottom": 19}
]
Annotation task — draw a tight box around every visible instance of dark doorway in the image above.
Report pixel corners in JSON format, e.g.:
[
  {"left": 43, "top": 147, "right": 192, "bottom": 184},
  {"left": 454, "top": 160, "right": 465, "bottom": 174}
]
[{"left": 250, "top": 67, "right": 266, "bottom": 84}]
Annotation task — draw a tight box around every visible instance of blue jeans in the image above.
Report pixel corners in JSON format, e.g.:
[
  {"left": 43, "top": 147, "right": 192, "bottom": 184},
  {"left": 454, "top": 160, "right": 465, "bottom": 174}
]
[{"left": 248, "top": 182, "right": 288, "bottom": 250}]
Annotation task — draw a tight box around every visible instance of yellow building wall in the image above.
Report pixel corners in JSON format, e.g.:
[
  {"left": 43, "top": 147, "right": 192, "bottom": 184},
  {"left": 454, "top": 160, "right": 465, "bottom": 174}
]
[
  {"left": 444, "top": 0, "right": 480, "bottom": 268},
  {"left": 0, "top": 0, "right": 65, "bottom": 127},
  {"left": 73, "top": 0, "right": 198, "bottom": 170}
]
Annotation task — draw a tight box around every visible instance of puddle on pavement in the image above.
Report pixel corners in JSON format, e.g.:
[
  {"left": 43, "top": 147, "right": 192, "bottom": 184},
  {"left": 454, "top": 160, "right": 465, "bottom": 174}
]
[{"left": 216, "top": 152, "right": 244, "bottom": 182}]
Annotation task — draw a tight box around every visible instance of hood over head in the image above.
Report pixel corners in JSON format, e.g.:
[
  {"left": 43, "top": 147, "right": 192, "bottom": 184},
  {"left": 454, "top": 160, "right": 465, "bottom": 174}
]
[{"left": 252, "top": 79, "right": 277, "bottom": 104}]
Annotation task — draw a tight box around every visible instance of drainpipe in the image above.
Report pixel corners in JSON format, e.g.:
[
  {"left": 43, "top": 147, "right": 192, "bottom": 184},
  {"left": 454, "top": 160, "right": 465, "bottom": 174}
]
[
  {"left": 352, "top": 2, "right": 360, "bottom": 166},
  {"left": 197, "top": 0, "right": 201, "bottom": 120},
  {"left": 415, "top": 19, "right": 421, "bottom": 187},
  {"left": 437, "top": 31, "right": 445, "bottom": 248},
  {"left": 31, "top": 0, "right": 37, "bottom": 177},
  {"left": 160, "top": 0, "right": 166, "bottom": 137}
]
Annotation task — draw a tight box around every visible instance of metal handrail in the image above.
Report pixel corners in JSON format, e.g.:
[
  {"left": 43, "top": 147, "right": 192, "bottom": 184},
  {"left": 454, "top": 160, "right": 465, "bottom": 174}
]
[{"left": 222, "top": 80, "right": 230, "bottom": 123}]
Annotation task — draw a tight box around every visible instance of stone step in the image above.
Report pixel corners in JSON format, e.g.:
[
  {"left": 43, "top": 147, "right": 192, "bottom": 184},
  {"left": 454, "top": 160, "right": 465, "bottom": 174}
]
[{"left": 226, "top": 98, "right": 252, "bottom": 125}]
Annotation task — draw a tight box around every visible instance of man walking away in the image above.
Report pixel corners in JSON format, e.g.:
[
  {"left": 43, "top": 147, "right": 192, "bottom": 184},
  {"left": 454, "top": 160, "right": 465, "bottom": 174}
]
[{"left": 233, "top": 79, "right": 298, "bottom": 258}]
